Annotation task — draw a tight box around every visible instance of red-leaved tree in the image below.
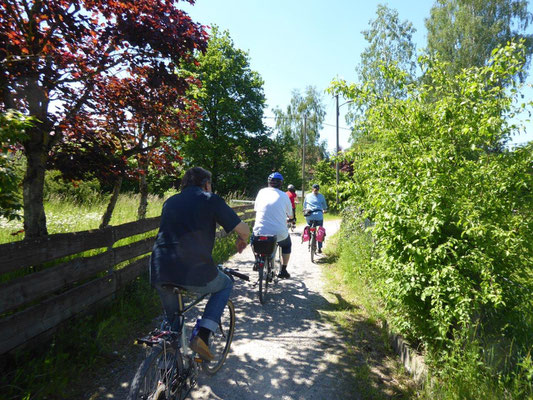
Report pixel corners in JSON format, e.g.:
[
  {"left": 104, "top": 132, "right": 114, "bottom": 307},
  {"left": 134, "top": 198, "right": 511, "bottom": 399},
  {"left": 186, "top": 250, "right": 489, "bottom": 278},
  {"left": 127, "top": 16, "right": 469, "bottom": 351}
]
[
  {"left": 51, "top": 70, "right": 202, "bottom": 227},
  {"left": 0, "top": 0, "right": 207, "bottom": 238}
]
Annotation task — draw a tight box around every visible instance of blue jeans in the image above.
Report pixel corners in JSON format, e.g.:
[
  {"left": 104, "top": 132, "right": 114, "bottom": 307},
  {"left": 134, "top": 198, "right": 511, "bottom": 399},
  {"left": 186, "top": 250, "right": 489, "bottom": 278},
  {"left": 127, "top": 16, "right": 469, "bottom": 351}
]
[
  {"left": 305, "top": 218, "right": 324, "bottom": 250},
  {"left": 155, "top": 269, "right": 233, "bottom": 333}
]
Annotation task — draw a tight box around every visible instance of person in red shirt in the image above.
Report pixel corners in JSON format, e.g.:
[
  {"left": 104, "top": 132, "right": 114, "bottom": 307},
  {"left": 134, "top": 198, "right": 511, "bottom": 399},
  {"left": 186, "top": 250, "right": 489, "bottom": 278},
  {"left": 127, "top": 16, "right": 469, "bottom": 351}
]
[{"left": 286, "top": 184, "right": 298, "bottom": 226}]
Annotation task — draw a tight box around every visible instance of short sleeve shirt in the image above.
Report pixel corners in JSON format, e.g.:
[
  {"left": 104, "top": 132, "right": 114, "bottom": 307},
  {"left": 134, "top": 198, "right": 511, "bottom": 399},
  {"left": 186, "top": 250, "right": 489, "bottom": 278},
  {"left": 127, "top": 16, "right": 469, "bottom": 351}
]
[
  {"left": 253, "top": 187, "right": 292, "bottom": 241},
  {"left": 150, "top": 186, "right": 241, "bottom": 286},
  {"left": 286, "top": 191, "right": 297, "bottom": 208}
]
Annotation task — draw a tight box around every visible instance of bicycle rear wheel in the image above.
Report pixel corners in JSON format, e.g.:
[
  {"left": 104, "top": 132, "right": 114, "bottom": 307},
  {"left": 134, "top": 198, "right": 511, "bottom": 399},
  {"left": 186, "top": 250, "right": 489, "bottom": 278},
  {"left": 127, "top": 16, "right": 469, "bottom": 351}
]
[
  {"left": 258, "top": 260, "right": 269, "bottom": 304},
  {"left": 274, "top": 246, "right": 282, "bottom": 281},
  {"left": 128, "top": 343, "right": 184, "bottom": 400},
  {"left": 310, "top": 235, "right": 316, "bottom": 263},
  {"left": 202, "top": 299, "right": 235, "bottom": 375}
]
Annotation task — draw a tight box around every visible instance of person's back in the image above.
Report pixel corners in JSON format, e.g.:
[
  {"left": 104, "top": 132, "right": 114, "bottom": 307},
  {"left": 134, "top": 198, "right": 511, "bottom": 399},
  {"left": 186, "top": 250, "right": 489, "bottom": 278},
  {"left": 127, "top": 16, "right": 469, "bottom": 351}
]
[
  {"left": 253, "top": 172, "right": 293, "bottom": 278},
  {"left": 253, "top": 186, "right": 292, "bottom": 239},
  {"left": 286, "top": 184, "right": 298, "bottom": 221},
  {"left": 152, "top": 186, "right": 230, "bottom": 286},
  {"left": 150, "top": 167, "right": 249, "bottom": 361}
]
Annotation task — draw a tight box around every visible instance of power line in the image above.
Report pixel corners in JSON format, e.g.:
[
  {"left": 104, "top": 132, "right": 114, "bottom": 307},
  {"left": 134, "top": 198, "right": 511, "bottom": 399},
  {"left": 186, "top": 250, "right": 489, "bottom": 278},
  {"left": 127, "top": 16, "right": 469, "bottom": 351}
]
[{"left": 262, "top": 115, "right": 353, "bottom": 131}]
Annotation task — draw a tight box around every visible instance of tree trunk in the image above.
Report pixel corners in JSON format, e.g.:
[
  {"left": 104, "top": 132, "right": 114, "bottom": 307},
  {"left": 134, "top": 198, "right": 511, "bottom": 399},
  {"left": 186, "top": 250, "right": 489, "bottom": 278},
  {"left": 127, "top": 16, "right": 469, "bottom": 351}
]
[
  {"left": 137, "top": 159, "right": 148, "bottom": 220},
  {"left": 100, "top": 177, "right": 122, "bottom": 229},
  {"left": 23, "top": 131, "right": 48, "bottom": 239}
]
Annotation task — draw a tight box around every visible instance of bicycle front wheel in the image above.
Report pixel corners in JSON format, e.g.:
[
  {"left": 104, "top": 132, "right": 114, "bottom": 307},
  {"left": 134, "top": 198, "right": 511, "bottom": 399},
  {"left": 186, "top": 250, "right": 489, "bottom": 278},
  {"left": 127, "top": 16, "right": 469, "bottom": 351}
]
[
  {"left": 128, "top": 343, "right": 183, "bottom": 400},
  {"left": 202, "top": 299, "right": 236, "bottom": 375}
]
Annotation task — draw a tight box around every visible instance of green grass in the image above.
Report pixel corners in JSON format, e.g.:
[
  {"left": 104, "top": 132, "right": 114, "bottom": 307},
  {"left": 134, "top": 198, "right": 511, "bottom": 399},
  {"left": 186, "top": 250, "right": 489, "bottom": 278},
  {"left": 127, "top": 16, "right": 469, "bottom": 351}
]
[
  {"left": 319, "top": 233, "right": 417, "bottom": 399},
  {"left": 0, "top": 192, "right": 169, "bottom": 245},
  {"left": 0, "top": 190, "right": 243, "bottom": 399}
]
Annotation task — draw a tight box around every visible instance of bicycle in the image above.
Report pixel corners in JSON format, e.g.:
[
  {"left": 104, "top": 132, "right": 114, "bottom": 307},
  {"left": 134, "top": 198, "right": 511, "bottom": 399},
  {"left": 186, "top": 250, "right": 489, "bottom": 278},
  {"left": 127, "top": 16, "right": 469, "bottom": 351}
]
[
  {"left": 127, "top": 266, "right": 249, "bottom": 400},
  {"left": 306, "top": 220, "right": 320, "bottom": 263},
  {"left": 251, "top": 235, "right": 282, "bottom": 304},
  {"left": 286, "top": 217, "right": 296, "bottom": 232}
]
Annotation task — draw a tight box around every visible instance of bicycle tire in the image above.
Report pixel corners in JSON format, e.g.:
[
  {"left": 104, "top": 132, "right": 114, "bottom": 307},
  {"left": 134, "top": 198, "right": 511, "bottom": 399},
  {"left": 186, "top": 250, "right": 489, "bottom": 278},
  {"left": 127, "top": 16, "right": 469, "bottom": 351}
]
[
  {"left": 311, "top": 234, "right": 316, "bottom": 263},
  {"left": 258, "top": 262, "right": 267, "bottom": 304},
  {"left": 275, "top": 246, "right": 282, "bottom": 281},
  {"left": 202, "top": 299, "right": 235, "bottom": 375},
  {"left": 128, "top": 343, "right": 184, "bottom": 400}
]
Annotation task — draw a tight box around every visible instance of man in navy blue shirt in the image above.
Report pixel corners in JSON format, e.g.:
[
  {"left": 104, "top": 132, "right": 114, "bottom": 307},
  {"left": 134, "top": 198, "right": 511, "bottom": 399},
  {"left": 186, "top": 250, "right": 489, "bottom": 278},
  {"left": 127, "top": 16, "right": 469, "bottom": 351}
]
[{"left": 150, "top": 167, "right": 249, "bottom": 360}]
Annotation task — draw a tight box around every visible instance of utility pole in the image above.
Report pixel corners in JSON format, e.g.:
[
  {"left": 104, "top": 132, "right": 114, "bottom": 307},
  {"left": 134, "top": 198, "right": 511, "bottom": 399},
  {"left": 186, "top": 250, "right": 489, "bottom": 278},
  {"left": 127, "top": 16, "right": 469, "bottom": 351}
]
[
  {"left": 335, "top": 94, "right": 339, "bottom": 207},
  {"left": 301, "top": 114, "right": 307, "bottom": 201}
]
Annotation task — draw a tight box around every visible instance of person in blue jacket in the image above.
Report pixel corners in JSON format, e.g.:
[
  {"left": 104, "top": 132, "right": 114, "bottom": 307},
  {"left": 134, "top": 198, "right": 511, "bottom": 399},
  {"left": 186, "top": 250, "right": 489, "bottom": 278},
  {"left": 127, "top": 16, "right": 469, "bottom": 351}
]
[
  {"left": 303, "top": 184, "right": 328, "bottom": 253},
  {"left": 150, "top": 167, "right": 249, "bottom": 361}
]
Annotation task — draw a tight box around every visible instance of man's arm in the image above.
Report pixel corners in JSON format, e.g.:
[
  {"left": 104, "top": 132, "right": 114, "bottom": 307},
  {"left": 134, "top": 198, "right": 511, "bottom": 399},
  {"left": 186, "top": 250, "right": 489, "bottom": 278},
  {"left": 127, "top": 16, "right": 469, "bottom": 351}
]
[{"left": 232, "top": 221, "right": 250, "bottom": 253}]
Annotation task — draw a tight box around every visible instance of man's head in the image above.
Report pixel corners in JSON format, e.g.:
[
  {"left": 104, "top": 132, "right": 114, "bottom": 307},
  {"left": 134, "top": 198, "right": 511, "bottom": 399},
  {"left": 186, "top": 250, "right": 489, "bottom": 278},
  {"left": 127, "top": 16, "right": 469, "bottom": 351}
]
[
  {"left": 287, "top": 184, "right": 295, "bottom": 193},
  {"left": 312, "top": 183, "right": 319, "bottom": 193},
  {"left": 181, "top": 167, "right": 212, "bottom": 192},
  {"left": 268, "top": 172, "right": 284, "bottom": 189}
]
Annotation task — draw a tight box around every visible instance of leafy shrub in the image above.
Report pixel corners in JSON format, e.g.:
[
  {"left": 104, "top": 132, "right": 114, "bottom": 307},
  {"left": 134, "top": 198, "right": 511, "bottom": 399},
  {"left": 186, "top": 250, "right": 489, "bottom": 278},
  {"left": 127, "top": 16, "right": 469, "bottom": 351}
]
[
  {"left": 0, "top": 110, "right": 31, "bottom": 220},
  {"left": 44, "top": 170, "right": 104, "bottom": 204},
  {"left": 331, "top": 42, "right": 533, "bottom": 350}
]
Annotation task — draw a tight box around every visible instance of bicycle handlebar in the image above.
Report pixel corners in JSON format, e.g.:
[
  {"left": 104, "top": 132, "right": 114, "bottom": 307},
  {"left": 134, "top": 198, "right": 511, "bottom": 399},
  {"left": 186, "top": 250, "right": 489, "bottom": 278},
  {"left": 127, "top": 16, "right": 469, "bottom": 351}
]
[{"left": 223, "top": 267, "right": 250, "bottom": 282}]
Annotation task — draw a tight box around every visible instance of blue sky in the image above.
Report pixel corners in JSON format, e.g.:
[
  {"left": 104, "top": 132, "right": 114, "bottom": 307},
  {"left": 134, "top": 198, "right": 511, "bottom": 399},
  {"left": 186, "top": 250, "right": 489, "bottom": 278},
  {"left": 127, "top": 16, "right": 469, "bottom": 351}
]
[{"left": 181, "top": 0, "right": 533, "bottom": 152}]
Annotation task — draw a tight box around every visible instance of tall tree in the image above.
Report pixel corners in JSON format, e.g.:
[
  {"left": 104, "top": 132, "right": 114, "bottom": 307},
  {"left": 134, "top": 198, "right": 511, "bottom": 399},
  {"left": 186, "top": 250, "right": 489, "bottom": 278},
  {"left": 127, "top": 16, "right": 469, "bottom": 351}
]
[
  {"left": 425, "top": 0, "right": 533, "bottom": 78},
  {"left": 358, "top": 4, "right": 417, "bottom": 98},
  {"left": 273, "top": 86, "right": 327, "bottom": 184},
  {"left": 181, "top": 27, "right": 267, "bottom": 195},
  {"left": 0, "top": 0, "right": 207, "bottom": 238}
]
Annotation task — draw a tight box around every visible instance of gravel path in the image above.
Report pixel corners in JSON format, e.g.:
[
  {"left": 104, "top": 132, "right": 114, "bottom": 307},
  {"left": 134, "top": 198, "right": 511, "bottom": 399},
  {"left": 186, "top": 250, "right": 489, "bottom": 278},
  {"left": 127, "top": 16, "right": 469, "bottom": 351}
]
[
  {"left": 86, "top": 219, "right": 355, "bottom": 399},
  {"left": 189, "top": 219, "right": 353, "bottom": 399}
]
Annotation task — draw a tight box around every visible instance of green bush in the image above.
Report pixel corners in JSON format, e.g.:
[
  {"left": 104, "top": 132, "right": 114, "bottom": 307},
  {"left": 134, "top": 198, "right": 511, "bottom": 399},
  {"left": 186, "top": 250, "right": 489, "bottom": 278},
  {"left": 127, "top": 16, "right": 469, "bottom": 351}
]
[
  {"left": 44, "top": 170, "right": 104, "bottom": 204},
  {"left": 331, "top": 41, "right": 533, "bottom": 398},
  {"left": 0, "top": 110, "right": 31, "bottom": 221}
]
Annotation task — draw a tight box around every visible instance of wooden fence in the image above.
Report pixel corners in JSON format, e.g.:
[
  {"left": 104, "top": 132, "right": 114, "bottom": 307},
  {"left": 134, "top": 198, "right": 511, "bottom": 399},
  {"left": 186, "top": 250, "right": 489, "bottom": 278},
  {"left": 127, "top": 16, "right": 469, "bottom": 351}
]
[{"left": 0, "top": 203, "right": 255, "bottom": 355}]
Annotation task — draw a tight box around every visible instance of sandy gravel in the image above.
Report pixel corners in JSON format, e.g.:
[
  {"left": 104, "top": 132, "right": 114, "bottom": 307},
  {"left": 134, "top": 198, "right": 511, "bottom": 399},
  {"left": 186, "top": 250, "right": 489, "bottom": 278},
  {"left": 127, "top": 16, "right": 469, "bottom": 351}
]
[
  {"left": 85, "top": 219, "right": 357, "bottom": 400},
  {"left": 189, "top": 219, "right": 354, "bottom": 399}
]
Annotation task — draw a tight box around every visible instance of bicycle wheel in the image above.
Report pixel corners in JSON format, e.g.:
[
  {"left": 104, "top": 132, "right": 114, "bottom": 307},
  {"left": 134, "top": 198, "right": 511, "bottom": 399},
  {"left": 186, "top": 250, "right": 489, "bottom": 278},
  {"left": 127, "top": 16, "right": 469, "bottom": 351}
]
[
  {"left": 310, "top": 234, "right": 316, "bottom": 263},
  {"left": 258, "top": 260, "right": 269, "bottom": 304},
  {"left": 128, "top": 343, "right": 184, "bottom": 400},
  {"left": 274, "top": 246, "right": 282, "bottom": 281},
  {"left": 202, "top": 299, "right": 236, "bottom": 375}
]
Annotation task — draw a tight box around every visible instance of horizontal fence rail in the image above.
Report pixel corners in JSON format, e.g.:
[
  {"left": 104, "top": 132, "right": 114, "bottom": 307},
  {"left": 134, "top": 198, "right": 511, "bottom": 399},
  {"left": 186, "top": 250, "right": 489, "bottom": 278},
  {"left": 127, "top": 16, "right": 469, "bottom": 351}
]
[{"left": 0, "top": 203, "right": 255, "bottom": 355}]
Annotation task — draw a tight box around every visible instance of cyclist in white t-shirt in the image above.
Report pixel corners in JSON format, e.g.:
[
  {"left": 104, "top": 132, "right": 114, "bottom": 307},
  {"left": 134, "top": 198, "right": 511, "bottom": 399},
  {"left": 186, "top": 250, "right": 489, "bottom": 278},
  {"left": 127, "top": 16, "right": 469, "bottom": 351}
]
[{"left": 253, "top": 172, "right": 293, "bottom": 278}]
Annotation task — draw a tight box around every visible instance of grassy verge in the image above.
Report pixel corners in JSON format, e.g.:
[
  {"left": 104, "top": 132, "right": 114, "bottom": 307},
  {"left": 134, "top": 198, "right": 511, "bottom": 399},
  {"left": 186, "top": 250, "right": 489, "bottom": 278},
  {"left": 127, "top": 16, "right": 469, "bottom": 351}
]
[
  {"left": 332, "top": 217, "right": 533, "bottom": 400},
  {"left": 0, "top": 192, "right": 168, "bottom": 244},
  {"left": 319, "top": 233, "right": 417, "bottom": 399}
]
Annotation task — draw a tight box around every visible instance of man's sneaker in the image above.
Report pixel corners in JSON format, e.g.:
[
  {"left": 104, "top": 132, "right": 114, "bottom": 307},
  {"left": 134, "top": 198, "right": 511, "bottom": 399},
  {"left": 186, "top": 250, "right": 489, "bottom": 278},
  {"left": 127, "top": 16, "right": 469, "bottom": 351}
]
[
  {"left": 318, "top": 248, "right": 322, "bottom": 254},
  {"left": 190, "top": 336, "right": 214, "bottom": 361},
  {"left": 278, "top": 269, "right": 291, "bottom": 279}
]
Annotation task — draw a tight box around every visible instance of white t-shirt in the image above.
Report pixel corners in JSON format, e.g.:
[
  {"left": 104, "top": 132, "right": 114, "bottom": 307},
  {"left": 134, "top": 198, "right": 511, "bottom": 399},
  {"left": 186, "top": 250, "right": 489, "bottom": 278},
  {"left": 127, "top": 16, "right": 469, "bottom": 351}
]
[{"left": 253, "top": 187, "right": 292, "bottom": 241}]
